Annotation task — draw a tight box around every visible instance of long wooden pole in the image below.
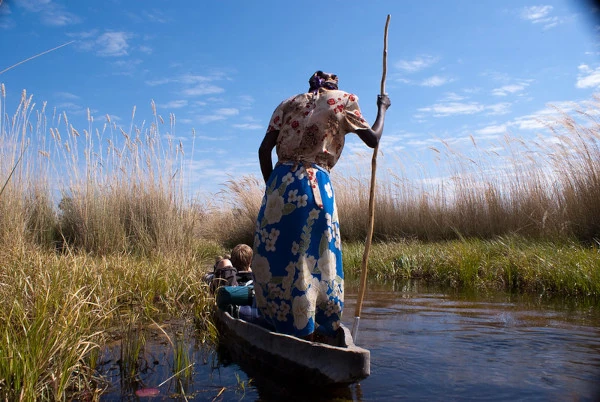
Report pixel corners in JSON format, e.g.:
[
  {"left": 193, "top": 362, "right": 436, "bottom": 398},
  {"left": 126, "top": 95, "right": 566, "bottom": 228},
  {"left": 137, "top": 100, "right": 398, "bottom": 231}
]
[{"left": 352, "top": 14, "right": 390, "bottom": 342}]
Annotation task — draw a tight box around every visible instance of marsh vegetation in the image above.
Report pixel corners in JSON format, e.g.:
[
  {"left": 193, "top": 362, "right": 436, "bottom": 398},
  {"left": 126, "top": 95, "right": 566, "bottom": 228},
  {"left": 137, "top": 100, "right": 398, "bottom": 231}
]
[{"left": 1, "top": 86, "right": 599, "bottom": 399}]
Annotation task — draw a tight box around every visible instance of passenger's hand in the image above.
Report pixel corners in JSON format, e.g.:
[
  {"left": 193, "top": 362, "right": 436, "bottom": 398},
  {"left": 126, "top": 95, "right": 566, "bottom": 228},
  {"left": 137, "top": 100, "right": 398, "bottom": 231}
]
[{"left": 377, "top": 94, "right": 391, "bottom": 110}]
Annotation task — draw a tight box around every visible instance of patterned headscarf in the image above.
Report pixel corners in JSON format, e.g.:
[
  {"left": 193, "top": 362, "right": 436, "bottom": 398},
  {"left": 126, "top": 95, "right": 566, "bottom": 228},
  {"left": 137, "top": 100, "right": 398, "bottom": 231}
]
[{"left": 308, "top": 70, "right": 339, "bottom": 93}]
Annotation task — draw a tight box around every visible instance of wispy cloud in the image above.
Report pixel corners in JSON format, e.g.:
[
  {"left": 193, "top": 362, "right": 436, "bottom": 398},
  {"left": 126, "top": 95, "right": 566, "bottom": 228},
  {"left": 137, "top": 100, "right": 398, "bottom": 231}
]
[
  {"left": 576, "top": 64, "right": 600, "bottom": 89},
  {"left": 55, "top": 91, "right": 80, "bottom": 100},
  {"left": 419, "top": 102, "right": 484, "bottom": 116},
  {"left": 441, "top": 92, "right": 466, "bottom": 101},
  {"left": 0, "top": 2, "right": 15, "bottom": 29},
  {"left": 19, "top": 0, "right": 80, "bottom": 26},
  {"left": 420, "top": 75, "right": 453, "bottom": 87},
  {"left": 196, "top": 108, "right": 239, "bottom": 124},
  {"left": 142, "top": 9, "right": 169, "bottom": 23},
  {"left": 158, "top": 100, "right": 188, "bottom": 109},
  {"left": 509, "top": 101, "right": 577, "bottom": 130},
  {"left": 418, "top": 100, "right": 510, "bottom": 117},
  {"left": 486, "top": 103, "right": 511, "bottom": 115},
  {"left": 475, "top": 124, "right": 507, "bottom": 135},
  {"left": 232, "top": 123, "right": 263, "bottom": 130},
  {"left": 55, "top": 102, "right": 86, "bottom": 115},
  {"left": 395, "top": 55, "right": 439, "bottom": 73},
  {"left": 96, "top": 32, "right": 132, "bottom": 56},
  {"left": 138, "top": 45, "right": 153, "bottom": 54},
  {"left": 183, "top": 84, "right": 225, "bottom": 97},
  {"left": 491, "top": 82, "right": 530, "bottom": 96},
  {"left": 146, "top": 73, "right": 226, "bottom": 97},
  {"left": 519, "top": 5, "right": 563, "bottom": 30}
]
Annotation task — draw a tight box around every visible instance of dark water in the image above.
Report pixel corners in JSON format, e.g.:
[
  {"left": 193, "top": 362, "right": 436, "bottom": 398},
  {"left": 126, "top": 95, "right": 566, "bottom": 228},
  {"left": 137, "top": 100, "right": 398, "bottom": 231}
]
[{"left": 99, "top": 281, "right": 600, "bottom": 401}]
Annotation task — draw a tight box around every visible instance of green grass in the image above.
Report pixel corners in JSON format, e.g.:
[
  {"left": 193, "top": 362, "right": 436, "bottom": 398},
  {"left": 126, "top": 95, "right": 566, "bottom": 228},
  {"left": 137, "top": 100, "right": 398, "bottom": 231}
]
[
  {"left": 343, "top": 236, "right": 600, "bottom": 299},
  {"left": 0, "top": 246, "right": 219, "bottom": 400}
]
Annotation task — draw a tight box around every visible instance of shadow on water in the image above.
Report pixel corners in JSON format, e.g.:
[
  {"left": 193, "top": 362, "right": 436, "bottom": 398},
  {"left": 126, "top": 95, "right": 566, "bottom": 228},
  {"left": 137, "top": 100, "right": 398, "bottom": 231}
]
[
  {"left": 98, "top": 280, "right": 600, "bottom": 401},
  {"left": 216, "top": 342, "right": 360, "bottom": 402}
]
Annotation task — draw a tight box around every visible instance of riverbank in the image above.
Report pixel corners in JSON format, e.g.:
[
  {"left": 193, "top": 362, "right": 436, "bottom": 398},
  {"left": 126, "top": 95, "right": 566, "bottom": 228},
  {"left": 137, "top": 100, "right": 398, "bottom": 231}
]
[{"left": 344, "top": 237, "right": 600, "bottom": 300}]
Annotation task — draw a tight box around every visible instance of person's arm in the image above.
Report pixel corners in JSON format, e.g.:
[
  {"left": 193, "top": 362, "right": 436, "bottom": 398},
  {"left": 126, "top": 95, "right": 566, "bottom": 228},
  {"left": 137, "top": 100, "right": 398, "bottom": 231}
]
[
  {"left": 258, "top": 130, "right": 279, "bottom": 184},
  {"left": 354, "top": 94, "right": 391, "bottom": 148}
]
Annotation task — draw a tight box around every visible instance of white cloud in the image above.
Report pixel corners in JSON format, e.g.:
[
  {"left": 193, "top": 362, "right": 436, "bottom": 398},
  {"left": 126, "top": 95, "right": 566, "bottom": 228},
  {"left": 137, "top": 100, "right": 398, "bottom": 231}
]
[
  {"left": 395, "top": 55, "right": 439, "bottom": 73},
  {"left": 146, "top": 74, "right": 226, "bottom": 97},
  {"left": 19, "top": 0, "right": 80, "bottom": 26},
  {"left": 0, "top": 2, "right": 15, "bottom": 29},
  {"left": 421, "top": 75, "right": 453, "bottom": 87},
  {"left": 441, "top": 92, "right": 466, "bottom": 101},
  {"left": 418, "top": 102, "right": 484, "bottom": 117},
  {"left": 491, "top": 83, "right": 529, "bottom": 96},
  {"left": 96, "top": 32, "right": 131, "bottom": 57},
  {"left": 158, "top": 100, "right": 188, "bottom": 109},
  {"left": 576, "top": 64, "right": 600, "bottom": 89},
  {"left": 521, "top": 5, "right": 553, "bottom": 21},
  {"left": 142, "top": 10, "right": 169, "bottom": 24},
  {"left": 183, "top": 84, "right": 225, "bottom": 97},
  {"left": 55, "top": 91, "right": 80, "bottom": 100},
  {"left": 232, "top": 123, "right": 263, "bottom": 130},
  {"left": 486, "top": 102, "right": 511, "bottom": 115},
  {"left": 475, "top": 124, "right": 507, "bottom": 135},
  {"left": 519, "top": 5, "right": 563, "bottom": 30},
  {"left": 55, "top": 102, "right": 85, "bottom": 114},
  {"left": 511, "top": 115, "right": 546, "bottom": 130},
  {"left": 196, "top": 108, "right": 239, "bottom": 124},
  {"left": 418, "top": 101, "right": 510, "bottom": 117},
  {"left": 138, "top": 45, "right": 153, "bottom": 54},
  {"left": 509, "top": 101, "right": 577, "bottom": 131},
  {"left": 216, "top": 108, "right": 238, "bottom": 116}
]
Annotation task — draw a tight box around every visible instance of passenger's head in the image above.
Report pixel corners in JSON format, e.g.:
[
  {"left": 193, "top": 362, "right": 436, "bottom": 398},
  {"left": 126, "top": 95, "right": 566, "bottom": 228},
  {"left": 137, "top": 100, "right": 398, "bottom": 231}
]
[
  {"left": 308, "top": 70, "right": 338, "bottom": 93},
  {"left": 214, "top": 255, "right": 233, "bottom": 271},
  {"left": 231, "top": 244, "right": 253, "bottom": 271}
]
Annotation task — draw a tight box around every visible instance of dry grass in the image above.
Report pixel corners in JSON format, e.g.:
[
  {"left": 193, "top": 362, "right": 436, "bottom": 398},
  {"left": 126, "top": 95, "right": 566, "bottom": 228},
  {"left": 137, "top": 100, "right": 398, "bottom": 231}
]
[
  {"left": 3, "top": 87, "right": 600, "bottom": 253},
  {"left": 222, "top": 100, "right": 600, "bottom": 244}
]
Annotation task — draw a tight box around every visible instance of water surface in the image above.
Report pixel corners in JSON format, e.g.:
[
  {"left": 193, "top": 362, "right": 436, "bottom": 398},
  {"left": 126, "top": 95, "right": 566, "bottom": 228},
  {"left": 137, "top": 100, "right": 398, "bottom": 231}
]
[{"left": 99, "top": 281, "right": 600, "bottom": 401}]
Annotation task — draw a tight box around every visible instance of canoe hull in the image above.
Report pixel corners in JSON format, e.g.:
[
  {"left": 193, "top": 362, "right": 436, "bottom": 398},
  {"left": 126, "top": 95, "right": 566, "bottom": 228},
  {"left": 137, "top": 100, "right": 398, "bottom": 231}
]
[{"left": 214, "top": 308, "right": 370, "bottom": 386}]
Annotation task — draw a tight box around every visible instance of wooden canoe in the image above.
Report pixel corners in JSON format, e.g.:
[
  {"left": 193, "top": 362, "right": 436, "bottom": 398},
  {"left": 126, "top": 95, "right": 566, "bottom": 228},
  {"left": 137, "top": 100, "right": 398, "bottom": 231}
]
[{"left": 213, "top": 307, "right": 370, "bottom": 387}]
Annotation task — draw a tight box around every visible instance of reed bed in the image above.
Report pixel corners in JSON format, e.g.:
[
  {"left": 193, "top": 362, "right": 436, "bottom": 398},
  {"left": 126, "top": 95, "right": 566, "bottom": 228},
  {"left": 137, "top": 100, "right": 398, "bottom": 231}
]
[
  {"left": 1, "top": 84, "right": 600, "bottom": 399},
  {"left": 0, "top": 245, "right": 218, "bottom": 400},
  {"left": 342, "top": 237, "right": 600, "bottom": 299}
]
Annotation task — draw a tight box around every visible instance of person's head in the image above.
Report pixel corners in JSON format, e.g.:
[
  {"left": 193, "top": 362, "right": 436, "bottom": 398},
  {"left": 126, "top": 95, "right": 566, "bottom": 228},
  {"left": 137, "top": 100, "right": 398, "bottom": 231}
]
[
  {"left": 308, "top": 70, "right": 338, "bottom": 93},
  {"left": 231, "top": 244, "right": 253, "bottom": 271},
  {"left": 214, "top": 255, "right": 233, "bottom": 271}
]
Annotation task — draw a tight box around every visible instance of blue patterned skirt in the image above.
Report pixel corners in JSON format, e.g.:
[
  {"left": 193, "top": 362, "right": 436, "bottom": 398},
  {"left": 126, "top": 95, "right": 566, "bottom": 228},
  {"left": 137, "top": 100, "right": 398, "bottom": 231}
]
[{"left": 252, "top": 162, "right": 344, "bottom": 337}]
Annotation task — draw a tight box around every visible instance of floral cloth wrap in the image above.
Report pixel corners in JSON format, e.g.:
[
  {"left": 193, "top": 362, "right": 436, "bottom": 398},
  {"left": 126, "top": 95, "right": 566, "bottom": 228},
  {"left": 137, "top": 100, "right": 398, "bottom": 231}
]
[{"left": 253, "top": 88, "right": 370, "bottom": 337}]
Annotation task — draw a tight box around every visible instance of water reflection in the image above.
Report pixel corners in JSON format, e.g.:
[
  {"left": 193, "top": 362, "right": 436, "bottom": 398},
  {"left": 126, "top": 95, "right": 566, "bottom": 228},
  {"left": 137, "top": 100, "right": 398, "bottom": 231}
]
[
  {"left": 99, "top": 281, "right": 600, "bottom": 401},
  {"left": 346, "top": 281, "right": 600, "bottom": 402}
]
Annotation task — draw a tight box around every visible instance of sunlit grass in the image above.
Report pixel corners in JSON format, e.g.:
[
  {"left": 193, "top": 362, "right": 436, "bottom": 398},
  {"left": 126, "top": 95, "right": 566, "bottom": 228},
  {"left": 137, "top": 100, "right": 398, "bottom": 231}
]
[
  {"left": 0, "top": 245, "right": 218, "bottom": 400},
  {"left": 343, "top": 237, "right": 600, "bottom": 298}
]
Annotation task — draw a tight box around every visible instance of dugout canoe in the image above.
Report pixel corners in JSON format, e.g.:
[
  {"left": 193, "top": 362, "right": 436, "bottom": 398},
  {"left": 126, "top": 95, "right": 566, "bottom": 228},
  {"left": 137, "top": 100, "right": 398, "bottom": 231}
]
[{"left": 213, "top": 307, "right": 370, "bottom": 386}]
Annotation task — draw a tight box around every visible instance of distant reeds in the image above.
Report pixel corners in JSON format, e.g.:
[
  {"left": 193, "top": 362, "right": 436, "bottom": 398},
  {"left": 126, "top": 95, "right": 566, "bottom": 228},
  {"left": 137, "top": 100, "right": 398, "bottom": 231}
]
[{"left": 2, "top": 86, "right": 599, "bottom": 252}]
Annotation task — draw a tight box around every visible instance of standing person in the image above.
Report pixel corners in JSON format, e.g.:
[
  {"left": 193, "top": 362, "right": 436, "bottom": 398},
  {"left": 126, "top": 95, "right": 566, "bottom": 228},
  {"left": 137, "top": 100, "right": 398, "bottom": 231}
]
[{"left": 252, "top": 70, "right": 391, "bottom": 340}]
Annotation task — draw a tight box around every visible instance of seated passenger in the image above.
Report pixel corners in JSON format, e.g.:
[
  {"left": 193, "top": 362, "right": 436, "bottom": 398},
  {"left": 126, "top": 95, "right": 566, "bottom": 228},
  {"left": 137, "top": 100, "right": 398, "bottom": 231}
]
[
  {"left": 231, "top": 244, "right": 253, "bottom": 285},
  {"left": 210, "top": 255, "right": 238, "bottom": 292}
]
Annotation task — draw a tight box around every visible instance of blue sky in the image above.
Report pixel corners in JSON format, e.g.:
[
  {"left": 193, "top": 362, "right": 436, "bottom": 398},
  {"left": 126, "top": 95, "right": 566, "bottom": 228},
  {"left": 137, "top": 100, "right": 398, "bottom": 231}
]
[{"left": 1, "top": 0, "right": 600, "bottom": 196}]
